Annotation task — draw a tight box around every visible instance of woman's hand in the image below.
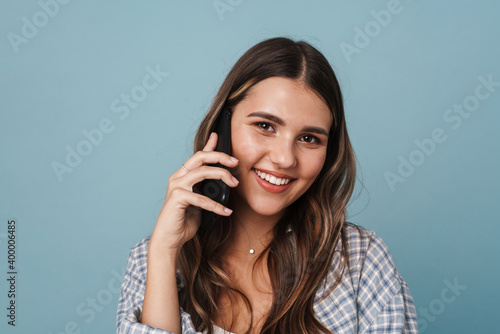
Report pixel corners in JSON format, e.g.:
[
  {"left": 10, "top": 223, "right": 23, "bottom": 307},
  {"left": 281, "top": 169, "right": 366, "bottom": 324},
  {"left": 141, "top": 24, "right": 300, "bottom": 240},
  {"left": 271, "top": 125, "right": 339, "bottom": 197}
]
[
  {"left": 143, "top": 132, "right": 237, "bottom": 331},
  {"left": 150, "top": 132, "right": 239, "bottom": 255}
]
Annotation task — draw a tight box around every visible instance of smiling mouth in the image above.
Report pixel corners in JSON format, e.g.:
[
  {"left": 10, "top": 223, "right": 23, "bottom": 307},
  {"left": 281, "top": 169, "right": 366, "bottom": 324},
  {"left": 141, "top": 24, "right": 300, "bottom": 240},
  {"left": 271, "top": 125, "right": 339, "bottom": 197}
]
[{"left": 253, "top": 168, "right": 294, "bottom": 186}]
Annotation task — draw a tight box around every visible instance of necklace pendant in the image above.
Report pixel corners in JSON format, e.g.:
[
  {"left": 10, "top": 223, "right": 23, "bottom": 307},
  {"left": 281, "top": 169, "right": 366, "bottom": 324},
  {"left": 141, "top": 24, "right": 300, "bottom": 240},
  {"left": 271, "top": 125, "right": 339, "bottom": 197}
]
[{"left": 249, "top": 249, "right": 255, "bottom": 254}]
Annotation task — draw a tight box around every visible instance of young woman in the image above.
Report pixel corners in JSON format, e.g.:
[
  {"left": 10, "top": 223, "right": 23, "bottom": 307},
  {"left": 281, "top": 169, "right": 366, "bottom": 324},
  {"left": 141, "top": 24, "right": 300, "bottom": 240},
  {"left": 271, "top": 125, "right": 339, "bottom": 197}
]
[{"left": 116, "top": 37, "right": 418, "bottom": 334}]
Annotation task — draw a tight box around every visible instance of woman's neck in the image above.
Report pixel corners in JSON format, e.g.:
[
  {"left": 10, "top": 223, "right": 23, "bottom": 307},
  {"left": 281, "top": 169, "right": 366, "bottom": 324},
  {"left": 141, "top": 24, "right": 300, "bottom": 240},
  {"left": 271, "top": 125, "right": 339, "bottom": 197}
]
[{"left": 225, "top": 198, "right": 282, "bottom": 257}]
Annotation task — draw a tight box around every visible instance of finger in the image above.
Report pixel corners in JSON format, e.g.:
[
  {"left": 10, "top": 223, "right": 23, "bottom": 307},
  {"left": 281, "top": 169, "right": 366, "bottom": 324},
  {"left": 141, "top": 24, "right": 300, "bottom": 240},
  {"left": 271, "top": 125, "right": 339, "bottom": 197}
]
[
  {"left": 202, "top": 132, "right": 218, "bottom": 152},
  {"left": 176, "top": 188, "right": 233, "bottom": 216},
  {"left": 174, "top": 165, "right": 239, "bottom": 190},
  {"left": 170, "top": 151, "right": 238, "bottom": 182},
  {"left": 180, "top": 150, "right": 238, "bottom": 175},
  {"left": 194, "top": 150, "right": 238, "bottom": 167}
]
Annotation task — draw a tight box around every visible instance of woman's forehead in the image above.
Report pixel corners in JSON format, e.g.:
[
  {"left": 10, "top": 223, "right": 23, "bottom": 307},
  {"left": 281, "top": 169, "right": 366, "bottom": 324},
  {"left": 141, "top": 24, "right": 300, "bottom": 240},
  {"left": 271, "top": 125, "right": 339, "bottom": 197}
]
[{"left": 235, "top": 77, "right": 332, "bottom": 127}]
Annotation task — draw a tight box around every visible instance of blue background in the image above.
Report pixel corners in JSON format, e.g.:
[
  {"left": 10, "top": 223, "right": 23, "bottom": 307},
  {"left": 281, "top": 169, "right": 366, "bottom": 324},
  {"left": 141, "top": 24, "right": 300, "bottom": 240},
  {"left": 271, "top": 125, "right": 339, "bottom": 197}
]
[{"left": 1, "top": 1, "right": 499, "bottom": 333}]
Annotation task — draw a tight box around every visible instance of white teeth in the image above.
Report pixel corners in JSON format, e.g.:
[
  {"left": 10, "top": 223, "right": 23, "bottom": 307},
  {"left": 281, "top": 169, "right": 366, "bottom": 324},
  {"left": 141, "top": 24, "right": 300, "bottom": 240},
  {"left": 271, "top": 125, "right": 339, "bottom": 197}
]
[{"left": 254, "top": 169, "right": 291, "bottom": 186}]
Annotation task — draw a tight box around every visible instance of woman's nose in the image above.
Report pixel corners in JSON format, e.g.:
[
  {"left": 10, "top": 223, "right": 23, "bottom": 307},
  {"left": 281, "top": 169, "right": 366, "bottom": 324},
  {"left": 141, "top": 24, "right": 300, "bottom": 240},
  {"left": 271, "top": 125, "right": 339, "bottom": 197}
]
[{"left": 268, "top": 137, "right": 297, "bottom": 169}]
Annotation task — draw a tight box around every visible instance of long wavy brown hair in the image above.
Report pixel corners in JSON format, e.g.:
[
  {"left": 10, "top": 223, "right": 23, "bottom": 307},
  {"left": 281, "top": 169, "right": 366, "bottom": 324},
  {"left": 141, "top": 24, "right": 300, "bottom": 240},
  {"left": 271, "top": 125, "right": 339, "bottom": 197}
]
[{"left": 178, "top": 37, "right": 358, "bottom": 333}]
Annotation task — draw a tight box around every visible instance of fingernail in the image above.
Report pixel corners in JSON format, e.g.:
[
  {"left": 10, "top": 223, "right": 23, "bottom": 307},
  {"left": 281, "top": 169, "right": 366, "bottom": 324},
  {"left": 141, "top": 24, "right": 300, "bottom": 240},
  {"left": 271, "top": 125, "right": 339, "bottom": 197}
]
[
  {"left": 229, "top": 156, "right": 238, "bottom": 162},
  {"left": 224, "top": 207, "right": 233, "bottom": 213},
  {"left": 232, "top": 176, "right": 239, "bottom": 183}
]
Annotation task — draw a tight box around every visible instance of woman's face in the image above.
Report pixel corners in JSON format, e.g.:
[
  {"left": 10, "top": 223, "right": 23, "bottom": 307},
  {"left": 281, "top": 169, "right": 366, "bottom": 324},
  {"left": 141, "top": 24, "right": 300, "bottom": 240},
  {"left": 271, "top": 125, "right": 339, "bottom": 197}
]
[{"left": 229, "top": 76, "right": 332, "bottom": 223}]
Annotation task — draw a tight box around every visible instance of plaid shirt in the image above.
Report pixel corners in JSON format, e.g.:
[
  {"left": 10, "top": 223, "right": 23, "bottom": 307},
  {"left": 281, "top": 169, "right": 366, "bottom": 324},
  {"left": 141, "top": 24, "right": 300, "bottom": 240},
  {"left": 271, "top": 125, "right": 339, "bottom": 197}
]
[{"left": 116, "top": 224, "right": 418, "bottom": 333}]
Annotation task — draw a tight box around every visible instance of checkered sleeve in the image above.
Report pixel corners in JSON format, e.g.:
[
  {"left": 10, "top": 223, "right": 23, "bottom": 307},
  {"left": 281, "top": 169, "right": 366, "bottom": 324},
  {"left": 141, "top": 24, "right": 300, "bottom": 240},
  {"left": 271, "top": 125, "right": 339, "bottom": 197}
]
[
  {"left": 116, "top": 237, "right": 202, "bottom": 334},
  {"left": 357, "top": 231, "right": 418, "bottom": 333}
]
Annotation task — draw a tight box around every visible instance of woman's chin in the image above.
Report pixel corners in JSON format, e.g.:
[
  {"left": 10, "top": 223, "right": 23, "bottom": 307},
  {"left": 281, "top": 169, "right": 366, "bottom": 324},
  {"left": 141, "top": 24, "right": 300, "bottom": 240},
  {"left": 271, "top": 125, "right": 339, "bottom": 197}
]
[
  {"left": 229, "top": 188, "right": 289, "bottom": 220},
  {"left": 247, "top": 201, "right": 288, "bottom": 220}
]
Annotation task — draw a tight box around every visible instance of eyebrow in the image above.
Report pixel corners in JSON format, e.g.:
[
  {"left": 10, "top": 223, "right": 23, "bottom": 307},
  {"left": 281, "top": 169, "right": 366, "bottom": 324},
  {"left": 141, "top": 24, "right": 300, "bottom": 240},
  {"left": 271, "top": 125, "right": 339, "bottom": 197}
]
[{"left": 247, "top": 111, "right": 330, "bottom": 137}]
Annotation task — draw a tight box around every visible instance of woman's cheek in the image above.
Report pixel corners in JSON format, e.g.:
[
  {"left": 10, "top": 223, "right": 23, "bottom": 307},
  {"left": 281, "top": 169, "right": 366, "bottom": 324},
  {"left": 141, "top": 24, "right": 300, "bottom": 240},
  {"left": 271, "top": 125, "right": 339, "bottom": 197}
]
[
  {"left": 307, "top": 151, "right": 327, "bottom": 177},
  {"left": 235, "top": 133, "right": 264, "bottom": 158}
]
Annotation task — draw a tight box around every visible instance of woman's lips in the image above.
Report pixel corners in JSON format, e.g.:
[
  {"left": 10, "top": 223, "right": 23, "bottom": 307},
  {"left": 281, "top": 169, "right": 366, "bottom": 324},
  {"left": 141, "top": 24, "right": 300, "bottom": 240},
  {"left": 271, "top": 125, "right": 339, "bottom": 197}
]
[
  {"left": 253, "top": 168, "right": 295, "bottom": 193},
  {"left": 253, "top": 167, "right": 295, "bottom": 180}
]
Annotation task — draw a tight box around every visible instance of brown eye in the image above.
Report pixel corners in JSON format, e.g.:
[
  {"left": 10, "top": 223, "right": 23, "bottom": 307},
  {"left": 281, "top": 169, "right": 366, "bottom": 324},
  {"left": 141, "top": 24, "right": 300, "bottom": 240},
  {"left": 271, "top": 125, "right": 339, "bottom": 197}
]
[
  {"left": 255, "top": 122, "right": 274, "bottom": 131},
  {"left": 301, "top": 134, "right": 321, "bottom": 144}
]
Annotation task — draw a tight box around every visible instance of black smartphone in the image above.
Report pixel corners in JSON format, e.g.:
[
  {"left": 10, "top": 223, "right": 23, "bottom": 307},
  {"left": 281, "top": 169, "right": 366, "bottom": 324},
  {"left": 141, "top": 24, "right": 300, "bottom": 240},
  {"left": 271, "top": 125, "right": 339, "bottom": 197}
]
[{"left": 193, "top": 107, "right": 232, "bottom": 231}]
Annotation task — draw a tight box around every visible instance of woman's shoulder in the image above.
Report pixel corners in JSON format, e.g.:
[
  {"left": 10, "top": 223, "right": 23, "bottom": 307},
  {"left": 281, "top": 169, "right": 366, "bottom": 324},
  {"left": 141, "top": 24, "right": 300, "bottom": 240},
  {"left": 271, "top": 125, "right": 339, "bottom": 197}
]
[
  {"left": 334, "top": 222, "right": 406, "bottom": 304},
  {"left": 314, "top": 223, "right": 413, "bottom": 332},
  {"left": 341, "top": 222, "right": 398, "bottom": 272}
]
